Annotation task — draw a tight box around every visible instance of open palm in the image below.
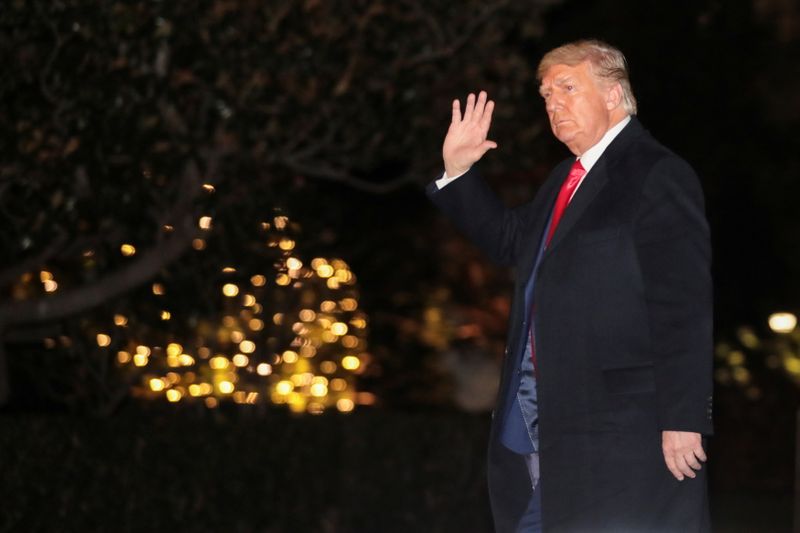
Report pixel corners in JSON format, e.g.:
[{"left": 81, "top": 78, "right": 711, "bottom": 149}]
[{"left": 442, "top": 91, "right": 497, "bottom": 177}]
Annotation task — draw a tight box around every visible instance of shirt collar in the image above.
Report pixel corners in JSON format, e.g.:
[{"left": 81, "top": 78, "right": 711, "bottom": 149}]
[{"left": 577, "top": 115, "right": 631, "bottom": 173}]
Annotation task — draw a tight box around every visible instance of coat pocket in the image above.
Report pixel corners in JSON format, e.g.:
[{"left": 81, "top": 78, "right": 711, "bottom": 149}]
[{"left": 602, "top": 363, "right": 655, "bottom": 395}]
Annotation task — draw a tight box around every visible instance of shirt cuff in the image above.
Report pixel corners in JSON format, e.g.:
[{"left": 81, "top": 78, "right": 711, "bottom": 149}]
[{"left": 435, "top": 169, "right": 469, "bottom": 189}]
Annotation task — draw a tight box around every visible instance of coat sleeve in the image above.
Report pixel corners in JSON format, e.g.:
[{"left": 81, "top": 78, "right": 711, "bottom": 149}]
[
  {"left": 426, "top": 166, "right": 529, "bottom": 267},
  {"left": 634, "top": 155, "right": 714, "bottom": 435}
]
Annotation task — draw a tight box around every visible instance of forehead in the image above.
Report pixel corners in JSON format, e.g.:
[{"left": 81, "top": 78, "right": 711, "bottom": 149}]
[{"left": 539, "top": 61, "right": 593, "bottom": 88}]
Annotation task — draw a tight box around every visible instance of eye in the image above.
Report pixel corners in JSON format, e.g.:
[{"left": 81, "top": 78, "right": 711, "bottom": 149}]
[{"left": 565, "top": 84, "right": 575, "bottom": 92}]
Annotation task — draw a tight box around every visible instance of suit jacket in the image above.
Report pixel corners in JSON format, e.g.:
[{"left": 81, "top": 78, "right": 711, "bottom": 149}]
[{"left": 427, "top": 117, "right": 713, "bottom": 532}]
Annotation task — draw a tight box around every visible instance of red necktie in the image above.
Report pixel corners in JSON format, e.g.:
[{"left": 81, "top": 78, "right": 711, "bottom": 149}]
[
  {"left": 531, "top": 159, "right": 586, "bottom": 373},
  {"left": 545, "top": 159, "right": 586, "bottom": 247}
]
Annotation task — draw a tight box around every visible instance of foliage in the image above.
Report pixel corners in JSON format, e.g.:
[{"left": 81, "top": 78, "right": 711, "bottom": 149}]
[{"left": 0, "top": 0, "right": 561, "bottom": 410}]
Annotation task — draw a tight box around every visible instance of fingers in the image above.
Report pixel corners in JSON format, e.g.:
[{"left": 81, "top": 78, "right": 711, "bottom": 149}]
[
  {"left": 685, "top": 453, "right": 702, "bottom": 471},
  {"left": 474, "top": 91, "right": 487, "bottom": 123},
  {"left": 674, "top": 454, "right": 697, "bottom": 479},
  {"left": 694, "top": 444, "right": 708, "bottom": 463},
  {"left": 451, "top": 99, "right": 461, "bottom": 125},
  {"left": 663, "top": 452, "right": 682, "bottom": 481},
  {"left": 462, "top": 93, "right": 476, "bottom": 122},
  {"left": 460, "top": 91, "right": 493, "bottom": 124},
  {"left": 480, "top": 99, "right": 495, "bottom": 132},
  {"left": 663, "top": 451, "right": 695, "bottom": 481}
]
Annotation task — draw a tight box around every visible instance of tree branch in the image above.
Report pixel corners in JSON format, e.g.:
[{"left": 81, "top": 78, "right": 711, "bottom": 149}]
[
  {"left": 0, "top": 156, "right": 210, "bottom": 327},
  {"left": 0, "top": 230, "right": 69, "bottom": 287},
  {"left": 394, "top": 0, "right": 511, "bottom": 69},
  {"left": 281, "top": 157, "right": 421, "bottom": 194}
]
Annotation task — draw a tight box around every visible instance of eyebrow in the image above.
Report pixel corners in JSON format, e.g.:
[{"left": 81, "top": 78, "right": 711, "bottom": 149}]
[{"left": 539, "top": 76, "right": 576, "bottom": 96}]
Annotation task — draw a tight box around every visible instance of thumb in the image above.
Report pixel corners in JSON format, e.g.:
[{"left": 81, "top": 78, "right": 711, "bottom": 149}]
[{"left": 482, "top": 140, "right": 498, "bottom": 150}]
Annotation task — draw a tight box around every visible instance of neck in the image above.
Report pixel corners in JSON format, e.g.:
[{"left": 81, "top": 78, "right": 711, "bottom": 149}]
[
  {"left": 571, "top": 112, "right": 630, "bottom": 156},
  {"left": 607, "top": 110, "right": 629, "bottom": 130}
]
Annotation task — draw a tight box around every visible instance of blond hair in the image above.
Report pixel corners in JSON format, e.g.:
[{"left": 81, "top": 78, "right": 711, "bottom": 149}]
[{"left": 537, "top": 39, "right": 638, "bottom": 115}]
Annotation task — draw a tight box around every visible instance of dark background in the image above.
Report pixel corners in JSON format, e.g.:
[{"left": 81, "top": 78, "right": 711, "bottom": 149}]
[{"left": 1, "top": 0, "right": 799, "bottom": 531}]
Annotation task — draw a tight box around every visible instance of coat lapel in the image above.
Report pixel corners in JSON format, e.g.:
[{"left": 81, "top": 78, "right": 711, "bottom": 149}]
[
  {"left": 517, "top": 164, "right": 567, "bottom": 277},
  {"left": 543, "top": 157, "right": 609, "bottom": 254}
]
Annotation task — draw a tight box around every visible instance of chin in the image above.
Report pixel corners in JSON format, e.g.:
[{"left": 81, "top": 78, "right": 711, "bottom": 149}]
[{"left": 555, "top": 132, "right": 576, "bottom": 146}]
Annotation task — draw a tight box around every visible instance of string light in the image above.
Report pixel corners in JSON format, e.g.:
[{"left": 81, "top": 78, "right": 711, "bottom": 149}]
[
  {"left": 222, "top": 283, "right": 239, "bottom": 297},
  {"left": 341, "top": 356, "right": 360, "bottom": 371},
  {"left": 331, "top": 322, "right": 348, "bottom": 336},
  {"left": 286, "top": 257, "right": 302, "bottom": 271},
  {"left": 275, "top": 380, "right": 293, "bottom": 395},
  {"left": 336, "top": 399, "right": 355, "bottom": 412},
  {"left": 299, "top": 309, "right": 316, "bottom": 322},
  {"left": 209, "top": 356, "right": 230, "bottom": 370},
  {"left": 239, "top": 340, "right": 256, "bottom": 354},
  {"left": 340, "top": 298, "right": 357, "bottom": 311},
  {"left": 316, "top": 264, "right": 334, "bottom": 278},
  {"left": 166, "top": 389, "right": 182, "bottom": 402},
  {"left": 167, "top": 343, "right": 183, "bottom": 357},
  {"left": 768, "top": 312, "right": 797, "bottom": 333},
  {"left": 103, "top": 217, "right": 368, "bottom": 413}
]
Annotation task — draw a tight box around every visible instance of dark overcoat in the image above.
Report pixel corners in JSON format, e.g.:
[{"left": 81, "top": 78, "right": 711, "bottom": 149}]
[{"left": 427, "top": 117, "right": 713, "bottom": 532}]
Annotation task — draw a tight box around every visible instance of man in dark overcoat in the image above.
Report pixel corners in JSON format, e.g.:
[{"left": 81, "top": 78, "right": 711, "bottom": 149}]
[{"left": 427, "top": 40, "right": 713, "bottom": 532}]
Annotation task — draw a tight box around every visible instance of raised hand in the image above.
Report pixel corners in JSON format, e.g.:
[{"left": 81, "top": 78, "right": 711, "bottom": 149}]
[{"left": 442, "top": 91, "right": 497, "bottom": 178}]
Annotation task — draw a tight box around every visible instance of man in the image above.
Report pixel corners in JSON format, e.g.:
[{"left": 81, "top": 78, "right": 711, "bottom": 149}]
[{"left": 427, "top": 40, "right": 713, "bottom": 532}]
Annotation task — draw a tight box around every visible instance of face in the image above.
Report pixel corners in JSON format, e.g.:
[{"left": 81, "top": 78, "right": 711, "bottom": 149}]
[{"left": 539, "top": 61, "right": 620, "bottom": 155}]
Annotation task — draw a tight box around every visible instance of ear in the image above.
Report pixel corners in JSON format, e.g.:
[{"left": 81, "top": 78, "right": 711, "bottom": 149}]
[{"left": 605, "top": 82, "right": 623, "bottom": 111}]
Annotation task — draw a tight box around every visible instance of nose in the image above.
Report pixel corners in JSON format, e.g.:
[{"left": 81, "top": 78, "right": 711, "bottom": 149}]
[{"left": 546, "top": 93, "right": 562, "bottom": 114}]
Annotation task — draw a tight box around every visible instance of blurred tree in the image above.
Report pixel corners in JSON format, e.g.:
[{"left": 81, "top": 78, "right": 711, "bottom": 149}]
[{"left": 0, "top": 0, "right": 562, "bottom": 409}]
